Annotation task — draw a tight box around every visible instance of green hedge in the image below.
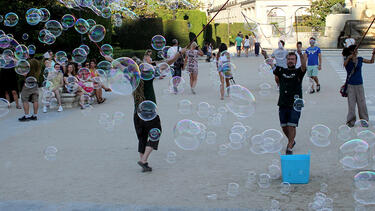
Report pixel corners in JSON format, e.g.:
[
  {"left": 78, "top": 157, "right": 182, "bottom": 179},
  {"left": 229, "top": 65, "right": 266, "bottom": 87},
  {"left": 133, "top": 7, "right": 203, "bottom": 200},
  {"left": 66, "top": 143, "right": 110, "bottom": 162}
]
[
  {"left": 163, "top": 19, "right": 190, "bottom": 47},
  {"left": 175, "top": 10, "right": 207, "bottom": 47}
]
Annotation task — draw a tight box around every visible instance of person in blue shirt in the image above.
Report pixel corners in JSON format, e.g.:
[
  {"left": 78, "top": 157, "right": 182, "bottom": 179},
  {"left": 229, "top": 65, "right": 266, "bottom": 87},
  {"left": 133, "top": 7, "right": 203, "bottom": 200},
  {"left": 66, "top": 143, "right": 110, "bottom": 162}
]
[
  {"left": 305, "top": 37, "right": 322, "bottom": 93},
  {"left": 342, "top": 45, "right": 375, "bottom": 127}
]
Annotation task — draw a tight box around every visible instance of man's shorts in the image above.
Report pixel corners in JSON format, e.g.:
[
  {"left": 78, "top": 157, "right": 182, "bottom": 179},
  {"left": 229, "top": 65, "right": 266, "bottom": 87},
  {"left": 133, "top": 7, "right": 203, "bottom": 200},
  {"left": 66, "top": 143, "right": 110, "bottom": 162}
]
[
  {"left": 133, "top": 113, "right": 162, "bottom": 153},
  {"left": 21, "top": 86, "right": 39, "bottom": 103},
  {"left": 279, "top": 107, "right": 301, "bottom": 127},
  {"left": 236, "top": 46, "right": 241, "bottom": 51},
  {"left": 307, "top": 65, "right": 319, "bottom": 77}
]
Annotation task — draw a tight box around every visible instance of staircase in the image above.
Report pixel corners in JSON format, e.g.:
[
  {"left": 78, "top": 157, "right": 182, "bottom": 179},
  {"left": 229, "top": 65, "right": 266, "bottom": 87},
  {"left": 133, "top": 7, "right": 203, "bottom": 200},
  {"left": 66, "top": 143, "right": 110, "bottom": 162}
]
[{"left": 338, "top": 20, "right": 375, "bottom": 48}]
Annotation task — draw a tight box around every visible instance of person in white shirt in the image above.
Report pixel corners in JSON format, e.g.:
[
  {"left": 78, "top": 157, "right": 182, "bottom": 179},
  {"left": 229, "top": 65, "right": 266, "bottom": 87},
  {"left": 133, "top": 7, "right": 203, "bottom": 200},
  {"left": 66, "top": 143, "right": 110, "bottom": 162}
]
[
  {"left": 249, "top": 35, "right": 255, "bottom": 54},
  {"left": 295, "top": 41, "right": 304, "bottom": 69},
  {"left": 243, "top": 35, "right": 250, "bottom": 57},
  {"left": 271, "top": 40, "right": 288, "bottom": 68},
  {"left": 167, "top": 39, "right": 184, "bottom": 78}
]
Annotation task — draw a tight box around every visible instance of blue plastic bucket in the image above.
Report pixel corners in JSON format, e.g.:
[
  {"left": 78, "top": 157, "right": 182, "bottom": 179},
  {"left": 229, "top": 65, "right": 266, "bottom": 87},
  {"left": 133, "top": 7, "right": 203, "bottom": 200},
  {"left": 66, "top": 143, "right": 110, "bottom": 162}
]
[{"left": 280, "top": 152, "right": 310, "bottom": 184}]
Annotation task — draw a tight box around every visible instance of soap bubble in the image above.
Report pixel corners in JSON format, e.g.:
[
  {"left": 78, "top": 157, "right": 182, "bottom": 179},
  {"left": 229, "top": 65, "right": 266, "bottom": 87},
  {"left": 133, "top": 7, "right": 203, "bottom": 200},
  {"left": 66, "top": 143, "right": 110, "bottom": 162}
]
[
  {"left": 75, "top": 18, "right": 90, "bottom": 34},
  {"left": 22, "top": 33, "right": 29, "bottom": 40},
  {"left": 206, "top": 131, "right": 217, "bottom": 144},
  {"left": 44, "top": 146, "right": 58, "bottom": 161},
  {"left": 166, "top": 151, "right": 176, "bottom": 163},
  {"left": 353, "top": 171, "right": 375, "bottom": 205},
  {"left": 4, "top": 12, "right": 19, "bottom": 27},
  {"left": 229, "top": 133, "right": 243, "bottom": 150},
  {"left": 258, "top": 63, "right": 272, "bottom": 78},
  {"left": 339, "top": 139, "right": 370, "bottom": 170},
  {"left": 25, "top": 77, "right": 37, "bottom": 88},
  {"left": 225, "top": 85, "right": 256, "bottom": 118},
  {"left": 15, "top": 60, "right": 30, "bottom": 75},
  {"left": 139, "top": 63, "right": 155, "bottom": 81},
  {"left": 280, "top": 182, "right": 291, "bottom": 194},
  {"left": 218, "top": 144, "right": 229, "bottom": 156},
  {"left": 38, "top": 29, "right": 56, "bottom": 45},
  {"left": 0, "top": 15, "right": 3, "bottom": 23},
  {"left": 15, "top": 44, "right": 29, "bottom": 60},
  {"left": 310, "top": 124, "right": 331, "bottom": 147},
  {"left": 174, "top": 119, "right": 202, "bottom": 150},
  {"left": 149, "top": 128, "right": 161, "bottom": 141},
  {"left": 268, "top": 164, "right": 281, "bottom": 179},
  {"left": 177, "top": 99, "right": 192, "bottom": 115},
  {"left": 76, "top": 0, "right": 93, "bottom": 7},
  {"left": 358, "top": 130, "right": 375, "bottom": 146},
  {"left": 227, "top": 183, "right": 240, "bottom": 197},
  {"left": 354, "top": 120, "right": 370, "bottom": 135},
  {"left": 61, "top": 14, "right": 76, "bottom": 28},
  {"left": 250, "top": 129, "right": 284, "bottom": 154},
  {"left": 45, "top": 20, "right": 63, "bottom": 37},
  {"left": 79, "top": 44, "right": 90, "bottom": 55},
  {"left": 293, "top": 98, "right": 304, "bottom": 112},
  {"left": 337, "top": 125, "right": 352, "bottom": 141},
  {"left": 156, "top": 62, "right": 171, "bottom": 77},
  {"left": 77, "top": 67, "right": 91, "bottom": 81},
  {"left": 72, "top": 48, "right": 87, "bottom": 64},
  {"left": 100, "top": 44, "right": 113, "bottom": 57},
  {"left": 258, "top": 173, "right": 271, "bottom": 188},
  {"left": 169, "top": 76, "right": 185, "bottom": 94},
  {"left": 197, "top": 102, "right": 210, "bottom": 119},
  {"left": 86, "top": 19, "right": 96, "bottom": 29},
  {"left": 259, "top": 82, "right": 272, "bottom": 96},
  {"left": 55, "top": 51, "right": 68, "bottom": 65},
  {"left": 39, "top": 8, "right": 50, "bottom": 22},
  {"left": 151, "top": 35, "right": 166, "bottom": 51},
  {"left": 109, "top": 57, "right": 141, "bottom": 96},
  {"left": 26, "top": 11, "right": 41, "bottom": 25},
  {"left": 137, "top": 100, "right": 158, "bottom": 121},
  {"left": 97, "top": 60, "right": 112, "bottom": 73},
  {"left": 320, "top": 183, "right": 328, "bottom": 193},
  {"left": 0, "top": 98, "right": 10, "bottom": 118},
  {"left": 88, "top": 24, "right": 106, "bottom": 42},
  {"left": 101, "top": 7, "right": 112, "bottom": 18}
]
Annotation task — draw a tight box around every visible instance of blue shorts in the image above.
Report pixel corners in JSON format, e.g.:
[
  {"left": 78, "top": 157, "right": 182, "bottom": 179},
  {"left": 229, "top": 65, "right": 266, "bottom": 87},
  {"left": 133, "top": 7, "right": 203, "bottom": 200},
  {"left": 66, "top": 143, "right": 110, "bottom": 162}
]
[
  {"left": 236, "top": 46, "right": 241, "bottom": 51},
  {"left": 279, "top": 107, "right": 301, "bottom": 127}
]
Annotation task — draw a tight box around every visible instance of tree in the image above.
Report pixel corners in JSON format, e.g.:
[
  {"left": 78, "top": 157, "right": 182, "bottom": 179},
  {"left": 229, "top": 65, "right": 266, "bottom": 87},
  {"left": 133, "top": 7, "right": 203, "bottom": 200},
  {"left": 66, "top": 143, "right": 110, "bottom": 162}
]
[{"left": 301, "top": 0, "right": 346, "bottom": 28}]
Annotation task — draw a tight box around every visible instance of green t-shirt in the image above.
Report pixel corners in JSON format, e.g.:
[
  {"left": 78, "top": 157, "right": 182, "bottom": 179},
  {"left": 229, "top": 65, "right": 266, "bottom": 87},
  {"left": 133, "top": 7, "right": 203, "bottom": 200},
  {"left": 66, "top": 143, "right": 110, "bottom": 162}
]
[
  {"left": 133, "top": 79, "right": 156, "bottom": 112},
  {"left": 235, "top": 37, "right": 243, "bottom": 46}
]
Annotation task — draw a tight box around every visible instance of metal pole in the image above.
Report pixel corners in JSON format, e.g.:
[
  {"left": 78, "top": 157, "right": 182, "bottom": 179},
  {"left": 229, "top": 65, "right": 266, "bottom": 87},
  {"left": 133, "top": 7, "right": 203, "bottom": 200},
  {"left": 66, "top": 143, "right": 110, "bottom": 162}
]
[{"left": 295, "top": 11, "right": 298, "bottom": 42}]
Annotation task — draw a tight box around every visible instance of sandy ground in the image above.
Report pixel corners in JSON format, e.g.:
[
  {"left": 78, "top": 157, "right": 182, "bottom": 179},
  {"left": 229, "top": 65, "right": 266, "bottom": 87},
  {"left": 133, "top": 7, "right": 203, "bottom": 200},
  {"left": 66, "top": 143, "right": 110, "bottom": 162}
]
[{"left": 0, "top": 51, "right": 374, "bottom": 210}]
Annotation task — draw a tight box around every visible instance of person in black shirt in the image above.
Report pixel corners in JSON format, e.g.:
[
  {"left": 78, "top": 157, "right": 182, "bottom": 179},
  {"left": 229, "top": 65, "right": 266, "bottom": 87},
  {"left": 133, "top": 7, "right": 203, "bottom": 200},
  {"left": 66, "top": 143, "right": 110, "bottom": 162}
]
[{"left": 264, "top": 50, "right": 307, "bottom": 154}]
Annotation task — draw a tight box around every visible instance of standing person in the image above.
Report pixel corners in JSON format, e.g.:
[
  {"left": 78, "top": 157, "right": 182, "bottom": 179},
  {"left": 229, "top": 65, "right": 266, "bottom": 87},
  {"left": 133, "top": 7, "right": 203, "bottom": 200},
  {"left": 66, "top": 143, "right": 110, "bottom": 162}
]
[
  {"left": 305, "top": 37, "right": 322, "bottom": 93},
  {"left": 263, "top": 50, "right": 307, "bottom": 155},
  {"left": 343, "top": 46, "right": 375, "bottom": 127},
  {"left": 235, "top": 33, "right": 243, "bottom": 57},
  {"left": 143, "top": 49, "right": 156, "bottom": 66},
  {"left": 243, "top": 35, "right": 250, "bottom": 57},
  {"left": 217, "top": 43, "right": 231, "bottom": 100},
  {"left": 295, "top": 41, "right": 304, "bottom": 69},
  {"left": 0, "top": 66, "right": 21, "bottom": 109},
  {"left": 184, "top": 42, "right": 204, "bottom": 94},
  {"left": 249, "top": 34, "right": 255, "bottom": 55},
  {"left": 271, "top": 40, "right": 288, "bottom": 68},
  {"left": 167, "top": 39, "right": 184, "bottom": 78},
  {"left": 206, "top": 43, "right": 213, "bottom": 62},
  {"left": 18, "top": 54, "right": 41, "bottom": 121},
  {"left": 254, "top": 35, "right": 261, "bottom": 57}
]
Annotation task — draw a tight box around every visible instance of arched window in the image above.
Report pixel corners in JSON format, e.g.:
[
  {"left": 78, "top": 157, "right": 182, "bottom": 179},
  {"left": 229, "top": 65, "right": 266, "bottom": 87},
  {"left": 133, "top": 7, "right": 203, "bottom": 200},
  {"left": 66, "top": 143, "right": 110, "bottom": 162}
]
[
  {"left": 295, "top": 7, "right": 310, "bottom": 26},
  {"left": 267, "top": 8, "right": 286, "bottom": 36}
]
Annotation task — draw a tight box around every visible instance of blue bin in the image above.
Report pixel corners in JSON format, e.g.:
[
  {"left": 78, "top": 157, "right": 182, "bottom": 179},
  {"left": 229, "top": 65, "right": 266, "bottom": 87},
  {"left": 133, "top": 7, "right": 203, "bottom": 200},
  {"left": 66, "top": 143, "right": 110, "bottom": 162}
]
[{"left": 280, "top": 152, "right": 310, "bottom": 184}]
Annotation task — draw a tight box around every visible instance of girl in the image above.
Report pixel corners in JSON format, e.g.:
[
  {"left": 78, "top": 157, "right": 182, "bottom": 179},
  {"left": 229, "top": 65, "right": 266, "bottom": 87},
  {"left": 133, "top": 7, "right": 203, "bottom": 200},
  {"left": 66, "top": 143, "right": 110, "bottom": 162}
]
[
  {"left": 243, "top": 35, "right": 250, "bottom": 57},
  {"left": 184, "top": 42, "right": 204, "bottom": 94},
  {"left": 63, "top": 63, "right": 86, "bottom": 109},
  {"left": 217, "top": 43, "right": 231, "bottom": 100}
]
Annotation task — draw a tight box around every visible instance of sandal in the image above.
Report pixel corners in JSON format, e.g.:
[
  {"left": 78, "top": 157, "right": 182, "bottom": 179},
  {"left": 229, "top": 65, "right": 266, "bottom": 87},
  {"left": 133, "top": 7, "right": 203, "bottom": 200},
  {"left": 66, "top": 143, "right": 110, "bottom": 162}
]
[
  {"left": 104, "top": 88, "right": 112, "bottom": 92},
  {"left": 98, "top": 98, "right": 106, "bottom": 104}
]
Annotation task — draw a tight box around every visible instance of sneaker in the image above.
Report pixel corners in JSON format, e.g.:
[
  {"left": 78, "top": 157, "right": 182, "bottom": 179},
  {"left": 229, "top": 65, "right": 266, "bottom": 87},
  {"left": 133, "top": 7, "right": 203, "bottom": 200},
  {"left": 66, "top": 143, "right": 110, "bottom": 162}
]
[
  {"left": 137, "top": 161, "right": 152, "bottom": 172},
  {"left": 309, "top": 89, "right": 315, "bottom": 94},
  {"left": 317, "top": 84, "right": 321, "bottom": 92},
  {"left": 286, "top": 148, "right": 293, "bottom": 155},
  {"left": 58, "top": 106, "right": 63, "bottom": 112},
  {"left": 191, "top": 88, "right": 196, "bottom": 95},
  {"left": 43, "top": 106, "right": 48, "bottom": 113},
  {"left": 29, "top": 115, "right": 37, "bottom": 121},
  {"left": 18, "top": 116, "right": 30, "bottom": 122}
]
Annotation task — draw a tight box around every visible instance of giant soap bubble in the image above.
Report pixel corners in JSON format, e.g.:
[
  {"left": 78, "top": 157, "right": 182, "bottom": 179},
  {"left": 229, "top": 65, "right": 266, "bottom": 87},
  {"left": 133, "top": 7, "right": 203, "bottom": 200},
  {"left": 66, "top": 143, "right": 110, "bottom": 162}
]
[
  {"left": 354, "top": 171, "right": 375, "bottom": 205},
  {"left": 174, "top": 119, "right": 203, "bottom": 150},
  {"left": 225, "top": 85, "right": 256, "bottom": 118},
  {"left": 339, "top": 139, "right": 370, "bottom": 170},
  {"left": 88, "top": 24, "right": 106, "bottom": 42},
  {"left": 109, "top": 57, "right": 141, "bottom": 96},
  {"left": 310, "top": 124, "right": 331, "bottom": 147}
]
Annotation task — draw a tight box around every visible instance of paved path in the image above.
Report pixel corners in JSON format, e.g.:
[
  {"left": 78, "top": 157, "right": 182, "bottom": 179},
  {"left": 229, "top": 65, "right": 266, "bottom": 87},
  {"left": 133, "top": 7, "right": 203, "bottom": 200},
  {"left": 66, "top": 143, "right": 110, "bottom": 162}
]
[{"left": 0, "top": 51, "right": 373, "bottom": 210}]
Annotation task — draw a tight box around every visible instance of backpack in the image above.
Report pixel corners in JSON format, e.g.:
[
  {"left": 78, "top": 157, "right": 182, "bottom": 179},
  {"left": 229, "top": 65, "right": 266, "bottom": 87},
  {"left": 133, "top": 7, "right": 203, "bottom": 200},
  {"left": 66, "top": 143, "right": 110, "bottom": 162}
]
[{"left": 173, "top": 46, "right": 184, "bottom": 70}]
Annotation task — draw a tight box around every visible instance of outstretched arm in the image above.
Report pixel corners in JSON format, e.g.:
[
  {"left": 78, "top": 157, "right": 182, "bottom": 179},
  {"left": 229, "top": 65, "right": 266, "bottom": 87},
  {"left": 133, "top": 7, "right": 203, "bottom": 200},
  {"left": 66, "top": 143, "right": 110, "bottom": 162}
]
[
  {"left": 261, "top": 49, "right": 269, "bottom": 59},
  {"left": 363, "top": 49, "right": 375, "bottom": 64},
  {"left": 299, "top": 52, "right": 307, "bottom": 72}
]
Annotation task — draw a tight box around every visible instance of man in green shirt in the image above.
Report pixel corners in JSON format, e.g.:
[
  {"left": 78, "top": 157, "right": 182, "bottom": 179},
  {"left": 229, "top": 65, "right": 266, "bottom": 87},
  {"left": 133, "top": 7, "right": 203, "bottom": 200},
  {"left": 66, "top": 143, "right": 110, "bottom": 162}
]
[{"left": 235, "top": 33, "right": 243, "bottom": 57}]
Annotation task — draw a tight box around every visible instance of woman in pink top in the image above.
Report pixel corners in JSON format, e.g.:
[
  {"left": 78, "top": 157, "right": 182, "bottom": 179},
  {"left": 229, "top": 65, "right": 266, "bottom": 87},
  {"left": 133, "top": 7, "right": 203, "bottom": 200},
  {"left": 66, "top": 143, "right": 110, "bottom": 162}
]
[{"left": 184, "top": 42, "right": 203, "bottom": 94}]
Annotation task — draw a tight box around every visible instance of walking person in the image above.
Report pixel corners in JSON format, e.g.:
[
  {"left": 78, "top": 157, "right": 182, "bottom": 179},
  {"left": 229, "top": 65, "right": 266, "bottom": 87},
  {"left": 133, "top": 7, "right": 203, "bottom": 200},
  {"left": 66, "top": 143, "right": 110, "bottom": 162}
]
[
  {"left": 342, "top": 46, "right": 375, "bottom": 127},
  {"left": 167, "top": 39, "right": 185, "bottom": 92},
  {"left": 305, "top": 37, "right": 322, "bottom": 93},
  {"left": 271, "top": 40, "right": 288, "bottom": 68},
  {"left": 235, "top": 33, "right": 243, "bottom": 57},
  {"left": 217, "top": 43, "right": 231, "bottom": 100},
  {"left": 184, "top": 42, "right": 204, "bottom": 94},
  {"left": 18, "top": 54, "right": 41, "bottom": 121},
  {"left": 243, "top": 35, "right": 250, "bottom": 57},
  {"left": 262, "top": 49, "right": 307, "bottom": 154},
  {"left": 295, "top": 41, "right": 304, "bottom": 69},
  {"left": 254, "top": 36, "right": 261, "bottom": 57},
  {"left": 206, "top": 43, "right": 213, "bottom": 62}
]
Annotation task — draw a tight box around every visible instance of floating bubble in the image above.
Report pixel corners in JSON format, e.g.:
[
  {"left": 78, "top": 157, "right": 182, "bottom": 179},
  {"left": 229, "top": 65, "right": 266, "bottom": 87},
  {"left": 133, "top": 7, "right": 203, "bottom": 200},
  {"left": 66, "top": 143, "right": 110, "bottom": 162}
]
[
  {"left": 310, "top": 124, "right": 331, "bottom": 147},
  {"left": 149, "top": 128, "right": 161, "bottom": 141},
  {"left": 245, "top": 171, "right": 257, "bottom": 188},
  {"left": 139, "top": 63, "right": 155, "bottom": 81},
  {"left": 197, "top": 102, "right": 210, "bottom": 119},
  {"left": 77, "top": 67, "right": 91, "bottom": 81},
  {"left": 174, "top": 119, "right": 202, "bottom": 150},
  {"left": 354, "top": 171, "right": 375, "bottom": 205},
  {"left": 151, "top": 35, "right": 166, "bottom": 51},
  {"left": 38, "top": 29, "right": 56, "bottom": 45},
  {"left": 166, "top": 151, "right": 176, "bottom": 164},
  {"left": 15, "top": 59, "right": 30, "bottom": 75},
  {"left": 218, "top": 144, "right": 229, "bottom": 156},
  {"left": 4, "top": 12, "right": 19, "bottom": 27},
  {"left": 45, "top": 20, "right": 63, "bottom": 37},
  {"left": 339, "top": 139, "right": 370, "bottom": 170},
  {"left": 358, "top": 130, "right": 375, "bottom": 147},
  {"left": 75, "top": 18, "right": 90, "bottom": 34},
  {"left": 0, "top": 15, "right": 3, "bottom": 23},
  {"left": 320, "top": 183, "right": 328, "bottom": 193},
  {"left": 169, "top": 76, "right": 185, "bottom": 94},
  {"left": 0, "top": 98, "right": 10, "bottom": 118},
  {"left": 258, "top": 173, "right": 271, "bottom": 189},
  {"left": 258, "top": 82, "right": 272, "bottom": 96},
  {"left": 268, "top": 164, "right": 281, "bottom": 179},
  {"left": 61, "top": 14, "right": 76, "bottom": 28},
  {"left": 109, "top": 57, "right": 141, "bottom": 96},
  {"left": 22, "top": 33, "right": 29, "bottom": 40},
  {"left": 258, "top": 63, "right": 272, "bottom": 78},
  {"left": 280, "top": 182, "right": 291, "bottom": 194},
  {"left": 100, "top": 44, "right": 113, "bottom": 57},
  {"left": 354, "top": 120, "right": 370, "bottom": 135},
  {"left": 88, "top": 24, "right": 106, "bottom": 42},
  {"left": 101, "top": 7, "right": 112, "bottom": 18},
  {"left": 156, "top": 62, "right": 171, "bottom": 77},
  {"left": 15, "top": 44, "right": 29, "bottom": 60},
  {"left": 293, "top": 98, "right": 304, "bottom": 112},
  {"left": 44, "top": 146, "right": 58, "bottom": 161},
  {"left": 25, "top": 77, "right": 37, "bottom": 88},
  {"left": 137, "top": 100, "right": 158, "bottom": 121},
  {"left": 72, "top": 48, "right": 87, "bottom": 64},
  {"left": 227, "top": 183, "right": 239, "bottom": 197},
  {"left": 26, "top": 10, "right": 42, "bottom": 26},
  {"left": 86, "top": 19, "right": 96, "bottom": 29},
  {"left": 27, "top": 45, "right": 36, "bottom": 55},
  {"left": 177, "top": 99, "right": 192, "bottom": 115},
  {"left": 39, "top": 8, "right": 50, "bottom": 22},
  {"left": 229, "top": 133, "right": 243, "bottom": 150},
  {"left": 97, "top": 60, "right": 111, "bottom": 73},
  {"left": 225, "top": 85, "right": 256, "bottom": 119},
  {"left": 206, "top": 131, "right": 217, "bottom": 144},
  {"left": 337, "top": 125, "right": 352, "bottom": 141},
  {"left": 79, "top": 44, "right": 90, "bottom": 55}
]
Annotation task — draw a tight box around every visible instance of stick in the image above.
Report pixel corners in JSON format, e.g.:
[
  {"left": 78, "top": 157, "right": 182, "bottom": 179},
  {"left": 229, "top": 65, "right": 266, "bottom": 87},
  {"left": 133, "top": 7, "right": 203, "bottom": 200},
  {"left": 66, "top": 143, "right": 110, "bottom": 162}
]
[
  {"left": 355, "top": 17, "right": 375, "bottom": 51},
  {"left": 188, "top": 0, "right": 230, "bottom": 48}
]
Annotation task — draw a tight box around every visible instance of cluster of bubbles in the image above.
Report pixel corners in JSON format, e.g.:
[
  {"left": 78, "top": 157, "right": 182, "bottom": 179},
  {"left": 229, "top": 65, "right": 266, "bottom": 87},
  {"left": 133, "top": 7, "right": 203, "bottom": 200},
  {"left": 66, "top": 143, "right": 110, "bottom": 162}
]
[
  {"left": 353, "top": 171, "right": 375, "bottom": 205},
  {"left": 98, "top": 112, "right": 125, "bottom": 132},
  {"left": 250, "top": 129, "right": 284, "bottom": 154},
  {"left": 307, "top": 189, "right": 334, "bottom": 210}
]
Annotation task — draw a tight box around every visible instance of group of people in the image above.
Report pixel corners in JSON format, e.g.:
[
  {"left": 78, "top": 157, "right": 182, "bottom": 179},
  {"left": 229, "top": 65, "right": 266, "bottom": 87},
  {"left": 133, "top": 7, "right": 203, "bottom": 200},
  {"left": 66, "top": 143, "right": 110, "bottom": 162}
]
[{"left": 235, "top": 32, "right": 259, "bottom": 57}]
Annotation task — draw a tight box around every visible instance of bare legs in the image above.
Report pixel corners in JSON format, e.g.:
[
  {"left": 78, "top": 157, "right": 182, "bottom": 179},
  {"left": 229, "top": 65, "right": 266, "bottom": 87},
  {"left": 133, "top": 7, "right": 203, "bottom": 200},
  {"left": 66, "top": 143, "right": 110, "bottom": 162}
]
[
  {"left": 310, "top": 76, "right": 320, "bottom": 91},
  {"left": 140, "top": 146, "right": 153, "bottom": 164},
  {"left": 190, "top": 72, "right": 198, "bottom": 94},
  {"left": 4, "top": 90, "right": 21, "bottom": 108},
  {"left": 219, "top": 73, "right": 230, "bottom": 100},
  {"left": 282, "top": 126, "right": 296, "bottom": 149},
  {"left": 52, "top": 89, "right": 62, "bottom": 106},
  {"left": 22, "top": 101, "right": 38, "bottom": 116}
]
